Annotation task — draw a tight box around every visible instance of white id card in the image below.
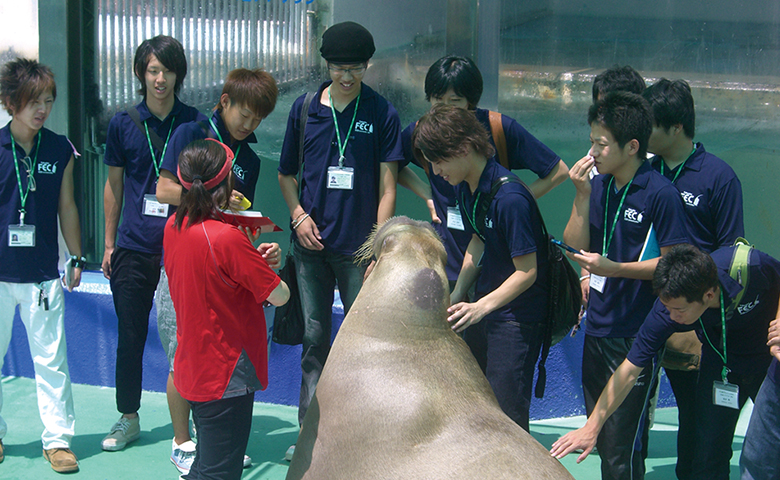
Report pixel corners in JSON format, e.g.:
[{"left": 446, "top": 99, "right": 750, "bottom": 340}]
[
  {"left": 713, "top": 381, "right": 739, "bottom": 409},
  {"left": 143, "top": 194, "right": 169, "bottom": 217},
  {"left": 327, "top": 166, "right": 354, "bottom": 190},
  {"left": 589, "top": 273, "right": 606, "bottom": 294},
  {"left": 8, "top": 224, "right": 36, "bottom": 247},
  {"left": 447, "top": 206, "right": 464, "bottom": 231}
]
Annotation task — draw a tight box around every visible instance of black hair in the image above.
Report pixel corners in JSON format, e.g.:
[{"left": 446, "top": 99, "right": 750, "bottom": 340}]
[
  {"left": 0, "top": 58, "right": 57, "bottom": 115},
  {"left": 412, "top": 104, "right": 494, "bottom": 164},
  {"left": 642, "top": 78, "right": 695, "bottom": 139},
  {"left": 592, "top": 65, "right": 646, "bottom": 103},
  {"left": 653, "top": 244, "right": 718, "bottom": 303},
  {"left": 134, "top": 35, "right": 188, "bottom": 97},
  {"left": 175, "top": 140, "right": 233, "bottom": 229},
  {"left": 588, "top": 91, "right": 652, "bottom": 159},
  {"left": 424, "top": 55, "right": 483, "bottom": 109}
]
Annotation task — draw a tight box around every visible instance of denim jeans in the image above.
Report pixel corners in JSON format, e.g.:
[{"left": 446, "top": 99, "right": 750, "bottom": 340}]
[
  {"left": 293, "top": 240, "right": 365, "bottom": 425},
  {"left": 464, "top": 318, "right": 543, "bottom": 431},
  {"left": 740, "top": 371, "right": 780, "bottom": 480}
]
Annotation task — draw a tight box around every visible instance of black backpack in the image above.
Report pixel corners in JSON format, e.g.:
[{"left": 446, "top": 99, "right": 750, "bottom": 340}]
[{"left": 462, "top": 175, "right": 581, "bottom": 397}]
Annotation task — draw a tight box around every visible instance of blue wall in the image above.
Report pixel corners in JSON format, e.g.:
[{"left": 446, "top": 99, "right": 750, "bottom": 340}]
[{"left": 2, "top": 272, "right": 674, "bottom": 420}]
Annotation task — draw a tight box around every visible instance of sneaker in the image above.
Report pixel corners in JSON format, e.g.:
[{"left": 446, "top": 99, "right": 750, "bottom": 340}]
[
  {"left": 43, "top": 447, "right": 79, "bottom": 473},
  {"left": 101, "top": 415, "right": 141, "bottom": 451},
  {"left": 243, "top": 454, "right": 252, "bottom": 468},
  {"left": 284, "top": 444, "right": 295, "bottom": 462},
  {"left": 171, "top": 439, "right": 196, "bottom": 475}
]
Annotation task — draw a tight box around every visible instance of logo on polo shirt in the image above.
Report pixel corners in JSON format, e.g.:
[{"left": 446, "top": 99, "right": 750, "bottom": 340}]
[
  {"left": 484, "top": 216, "right": 494, "bottom": 230},
  {"left": 233, "top": 164, "right": 246, "bottom": 181},
  {"left": 680, "top": 191, "right": 703, "bottom": 207},
  {"left": 623, "top": 208, "right": 644, "bottom": 224},
  {"left": 737, "top": 295, "right": 759, "bottom": 315},
  {"left": 355, "top": 120, "right": 373, "bottom": 134},
  {"left": 37, "top": 161, "right": 58, "bottom": 174}
]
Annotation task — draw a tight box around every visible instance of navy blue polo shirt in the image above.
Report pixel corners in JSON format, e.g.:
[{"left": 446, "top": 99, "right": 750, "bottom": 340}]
[
  {"left": 160, "top": 109, "right": 260, "bottom": 204},
  {"left": 651, "top": 142, "right": 744, "bottom": 253},
  {"left": 627, "top": 247, "right": 780, "bottom": 375},
  {"left": 278, "top": 82, "right": 404, "bottom": 255},
  {"left": 0, "top": 124, "right": 73, "bottom": 283},
  {"left": 457, "top": 161, "right": 549, "bottom": 323},
  {"left": 104, "top": 98, "right": 206, "bottom": 254},
  {"left": 401, "top": 108, "right": 560, "bottom": 281},
  {"left": 587, "top": 161, "right": 690, "bottom": 337}
]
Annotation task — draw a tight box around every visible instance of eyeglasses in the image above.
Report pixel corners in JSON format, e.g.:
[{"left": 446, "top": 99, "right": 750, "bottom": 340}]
[
  {"left": 327, "top": 65, "right": 367, "bottom": 76},
  {"left": 19, "top": 155, "right": 36, "bottom": 192}
]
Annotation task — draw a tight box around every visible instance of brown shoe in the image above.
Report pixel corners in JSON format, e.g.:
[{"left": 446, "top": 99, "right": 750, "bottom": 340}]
[{"left": 43, "top": 447, "right": 79, "bottom": 473}]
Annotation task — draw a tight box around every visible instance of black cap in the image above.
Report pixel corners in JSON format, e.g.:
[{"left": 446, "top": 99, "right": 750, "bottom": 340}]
[{"left": 320, "top": 21, "right": 375, "bottom": 64}]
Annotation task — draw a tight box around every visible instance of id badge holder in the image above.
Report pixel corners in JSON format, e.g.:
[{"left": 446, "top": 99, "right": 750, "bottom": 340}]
[
  {"left": 327, "top": 166, "right": 354, "bottom": 190},
  {"left": 8, "top": 224, "right": 36, "bottom": 247},
  {"left": 589, "top": 274, "right": 606, "bottom": 294},
  {"left": 447, "top": 206, "right": 465, "bottom": 231},
  {"left": 143, "top": 194, "right": 169, "bottom": 217},
  {"left": 712, "top": 381, "right": 739, "bottom": 410}
]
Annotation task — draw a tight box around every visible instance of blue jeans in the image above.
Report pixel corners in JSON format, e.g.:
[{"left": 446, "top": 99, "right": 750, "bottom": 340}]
[
  {"left": 740, "top": 372, "right": 780, "bottom": 480},
  {"left": 293, "top": 240, "right": 365, "bottom": 425},
  {"left": 464, "top": 318, "right": 543, "bottom": 431}
]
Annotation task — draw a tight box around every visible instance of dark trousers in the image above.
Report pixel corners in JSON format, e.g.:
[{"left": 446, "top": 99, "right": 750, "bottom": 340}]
[
  {"left": 664, "top": 368, "right": 698, "bottom": 480},
  {"left": 293, "top": 241, "right": 365, "bottom": 425},
  {"left": 184, "top": 393, "right": 254, "bottom": 480},
  {"left": 464, "top": 318, "right": 543, "bottom": 431},
  {"left": 583, "top": 335, "right": 657, "bottom": 480},
  {"left": 690, "top": 352, "right": 770, "bottom": 480},
  {"left": 109, "top": 247, "right": 161, "bottom": 414}
]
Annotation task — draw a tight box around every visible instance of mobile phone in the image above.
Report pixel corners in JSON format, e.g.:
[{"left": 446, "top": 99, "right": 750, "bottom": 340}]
[{"left": 550, "top": 238, "right": 580, "bottom": 254}]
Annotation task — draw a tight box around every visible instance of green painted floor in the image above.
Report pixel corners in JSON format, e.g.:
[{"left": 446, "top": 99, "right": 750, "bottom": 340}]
[{"left": 0, "top": 375, "right": 750, "bottom": 479}]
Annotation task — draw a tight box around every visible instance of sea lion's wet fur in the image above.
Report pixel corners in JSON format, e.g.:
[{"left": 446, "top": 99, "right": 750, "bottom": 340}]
[{"left": 287, "top": 216, "right": 573, "bottom": 480}]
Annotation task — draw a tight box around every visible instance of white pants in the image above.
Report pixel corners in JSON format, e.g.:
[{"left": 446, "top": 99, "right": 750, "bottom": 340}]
[{"left": 0, "top": 279, "right": 75, "bottom": 449}]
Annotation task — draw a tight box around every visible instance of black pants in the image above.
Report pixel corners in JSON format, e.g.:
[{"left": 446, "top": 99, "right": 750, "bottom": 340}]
[
  {"left": 184, "top": 393, "right": 254, "bottom": 480},
  {"left": 664, "top": 368, "right": 698, "bottom": 480},
  {"left": 583, "top": 335, "right": 657, "bottom": 480},
  {"left": 109, "top": 247, "right": 161, "bottom": 414}
]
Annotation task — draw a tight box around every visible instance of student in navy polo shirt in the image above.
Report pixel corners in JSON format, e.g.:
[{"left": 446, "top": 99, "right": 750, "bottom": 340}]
[
  {"left": 563, "top": 91, "right": 690, "bottom": 479},
  {"left": 412, "top": 104, "right": 549, "bottom": 431},
  {"left": 397, "top": 55, "right": 568, "bottom": 287},
  {"left": 155, "top": 67, "right": 280, "bottom": 474},
  {"left": 552, "top": 244, "right": 780, "bottom": 480},
  {"left": 643, "top": 78, "right": 744, "bottom": 480},
  {"left": 740, "top": 318, "right": 780, "bottom": 480},
  {"left": 101, "top": 35, "right": 207, "bottom": 458},
  {"left": 277, "top": 21, "right": 402, "bottom": 458},
  {"left": 0, "top": 58, "right": 83, "bottom": 473}
]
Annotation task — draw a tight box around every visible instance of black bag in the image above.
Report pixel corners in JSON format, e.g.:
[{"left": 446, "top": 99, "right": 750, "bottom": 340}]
[
  {"left": 272, "top": 253, "right": 304, "bottom": 345},
  {"left": 464, "top": 176, "right": 581, "bottom": 397}
]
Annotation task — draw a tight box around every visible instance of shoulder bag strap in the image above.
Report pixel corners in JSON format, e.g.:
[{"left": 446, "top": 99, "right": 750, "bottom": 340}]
[
  {"left": 128, "top": 106, "right": 165, "bottom": 153},
  {"left": 488, "top": 111, "right": 509, "bottom": 169}
]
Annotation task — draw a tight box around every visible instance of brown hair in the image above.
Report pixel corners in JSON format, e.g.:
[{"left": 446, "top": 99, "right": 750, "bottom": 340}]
[
  {"left": 412, "top": 104, "right": 494, "bottom": 164},
  {"left": 215, "top": 68, "right": 278, "bottom": 118},
  {"left": 0, "top": 58, "right": 57, "bottom": 116},
  {"left": 175, "top": 140, "right": 234, "bottom": 229}
]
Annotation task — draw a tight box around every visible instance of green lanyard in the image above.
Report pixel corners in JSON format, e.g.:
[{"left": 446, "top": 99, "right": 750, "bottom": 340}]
[
  {"left": 208, "top": 118, "right": 241, "bottom": 164},
  {"left": 11, "top": 130, "right": 42, "bottom": 225},
  {"left": 462, "top": 191, "right": 483, "bottom": 234},
  {"left": 328, "top": 87, "right": 361, "bottom": 168},
  {"left": 660, "top": 145, "right": 697, "bottom": 183},
  {"left": 699, "top": 290, "right": 730, "bottom": 383},
  {"left": 602, "top": 176, "right": 633, "bottom": 258},
  {"left": 143, "top": 116, "right": 175, "bottom": 178}
]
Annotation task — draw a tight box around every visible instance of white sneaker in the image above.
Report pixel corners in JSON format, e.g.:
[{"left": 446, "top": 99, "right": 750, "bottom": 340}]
[
  {"left": 285, "top": 445, "right": 295, "bottom": 462},
  {"left": 243, "top": 454, "right": 252, "bottom": 468},
  {"left": 171, "top": 439, "right": 197, "bottom": 474},
  {"left": 101, "top": 415, "right": 141, "bottom": 451}
]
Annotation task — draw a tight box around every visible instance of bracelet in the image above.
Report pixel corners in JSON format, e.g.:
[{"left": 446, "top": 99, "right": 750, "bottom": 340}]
[
  {"left": 579, "top": 274, "right": 590, "bottom": 282},
  {"left": 70, "top": 255, "right": 87, "bottom": 269},
  {"left": 292, "top": 213, "right": 310, "bottom": 230},
  {"left": 293, "top": 211, "right": 307, "bottom": 224}
]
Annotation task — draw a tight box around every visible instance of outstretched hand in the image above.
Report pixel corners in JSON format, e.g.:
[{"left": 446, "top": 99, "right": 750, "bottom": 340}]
[{"left": 550, "top": 426, "right": 598, "bottom": 464}]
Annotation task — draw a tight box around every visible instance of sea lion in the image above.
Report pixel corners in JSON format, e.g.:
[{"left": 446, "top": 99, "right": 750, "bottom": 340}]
[{"left": 286, "top": 216, "right": 573, "bottom": 480}]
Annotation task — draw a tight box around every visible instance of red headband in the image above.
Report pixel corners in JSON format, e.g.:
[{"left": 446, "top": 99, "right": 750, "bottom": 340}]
[{"left": 177, "top": 138, "right": 235, "bottom": 191}]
